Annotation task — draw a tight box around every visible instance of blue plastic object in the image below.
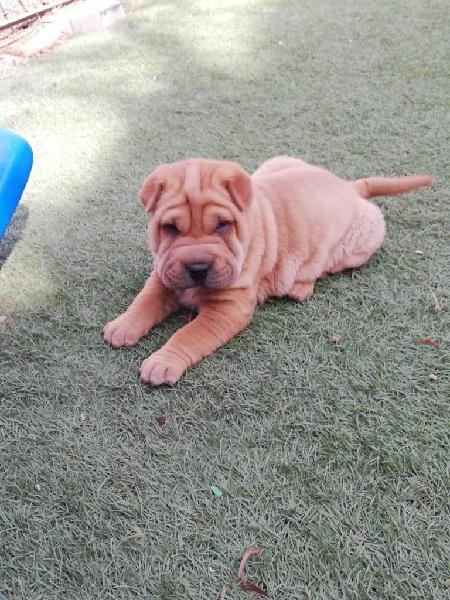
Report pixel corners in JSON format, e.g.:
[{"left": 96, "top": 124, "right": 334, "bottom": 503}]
[{"left": 0, "top": 127, "right": 33, "bottom": 239}]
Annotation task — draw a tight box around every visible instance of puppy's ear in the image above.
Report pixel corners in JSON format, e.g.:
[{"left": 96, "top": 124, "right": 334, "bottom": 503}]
[
  {"left": 218, "top": 163, "right": 252, "bottom": 211},
  {"left": 139, "top": 166, "right": 167, "bottom": 213}
]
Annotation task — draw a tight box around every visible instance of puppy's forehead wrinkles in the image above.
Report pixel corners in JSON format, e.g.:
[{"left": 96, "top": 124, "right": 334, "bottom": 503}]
[{"left": 183, "top": 161, "right": 203, "bottom": 202}]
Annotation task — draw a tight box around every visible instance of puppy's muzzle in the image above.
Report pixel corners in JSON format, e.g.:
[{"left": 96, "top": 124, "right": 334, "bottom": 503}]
[{"left": 185, "top": 262, "right": 210, "bottom": 284}]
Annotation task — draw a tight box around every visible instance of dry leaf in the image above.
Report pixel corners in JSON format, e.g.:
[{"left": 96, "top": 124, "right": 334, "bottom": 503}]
[
  {"left": 429, "top": 373, "right": 438, "bottom": 381},
  {"left": 80, "top": 412, "right": 88, "bottom": 422},
  {"left": 218, "top": 585, "right": 227, "bottom": 599},
  {"left": 0, "top": 315, "right": 7, "bottom": 325},
  {"left": 418, "top": 338, "right": 439, "bottom": 349},
  {"left": 240, "top": 580, "right": 269, "bottom": 596},
  {"left": 331, "top": 334, "right": 342, "bottom": 343},
  {"left": 156, "top": 415, "right": 166, "bottom": 426},
  {"left": 238, "top": 547, "right": 264, "bottom": 579}
]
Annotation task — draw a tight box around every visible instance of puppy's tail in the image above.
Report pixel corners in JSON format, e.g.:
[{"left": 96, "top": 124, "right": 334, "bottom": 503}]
[{"left": 354, "top": 174, "right": 433, "bottom": 199}]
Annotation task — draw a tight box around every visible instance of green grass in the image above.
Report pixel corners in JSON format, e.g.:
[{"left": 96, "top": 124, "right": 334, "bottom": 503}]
[{"left": 1, "top": 0, "right": 449, "bottom": 598}]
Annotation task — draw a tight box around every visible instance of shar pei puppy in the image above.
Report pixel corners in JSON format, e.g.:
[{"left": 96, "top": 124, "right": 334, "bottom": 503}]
[{"left": 103, "top": 156, "right": 432, "bottom": 385}]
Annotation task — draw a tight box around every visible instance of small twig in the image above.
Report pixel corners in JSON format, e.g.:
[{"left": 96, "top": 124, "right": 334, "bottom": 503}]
[
  {"left": 238, "top": 547, "right": 264, "bottom": 579},
  {"left": 428, "top": 285, "right": 443, "bottom": 311},
  {"left": 237, "top": 547, "right": 269, "bottom": 595},
  {"left": 218, "top": 585, "right": 227, "bottom": 600}
]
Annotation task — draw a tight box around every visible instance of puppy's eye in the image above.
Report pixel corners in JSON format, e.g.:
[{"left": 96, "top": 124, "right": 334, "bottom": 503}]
[
  {"left": 215, "top": 221, "right": 230, "bottom": 234},
  {"left": 162, "top": 223, "right": 179, "bottom": 235}
]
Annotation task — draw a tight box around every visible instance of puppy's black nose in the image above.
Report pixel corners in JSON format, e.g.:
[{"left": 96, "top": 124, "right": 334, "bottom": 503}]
[{"left": 186, "top": 263, "right": 210, "bottom": 283}]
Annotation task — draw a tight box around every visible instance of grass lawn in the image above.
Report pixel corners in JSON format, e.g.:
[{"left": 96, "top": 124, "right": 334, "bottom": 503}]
[{"left": 0, "top": 0, "right": 449, "bottom": 598}]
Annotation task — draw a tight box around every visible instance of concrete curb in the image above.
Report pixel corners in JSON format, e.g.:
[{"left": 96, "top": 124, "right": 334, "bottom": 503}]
[{"left": 67, "top": 0, "right": 125, "bottom": 35}]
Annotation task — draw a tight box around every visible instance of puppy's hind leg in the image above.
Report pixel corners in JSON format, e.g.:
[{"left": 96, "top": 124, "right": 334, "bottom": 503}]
[
  {"left": 327, "top": 202, "right": 386, "bottom": 274},
  {"left": 253, "top": 156, "right": 310, "bottom": 178},
  {"left": 287, "top": 280, "right": 316, "bottom": 302}
]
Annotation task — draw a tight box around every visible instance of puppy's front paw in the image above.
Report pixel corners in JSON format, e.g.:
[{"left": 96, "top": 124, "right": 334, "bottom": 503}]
[
  {"left": 103, "top": 313, "right": 150, "bottom": 348},
  {"left": 139, "top": 350, "right": 188, "bottom": 386}
]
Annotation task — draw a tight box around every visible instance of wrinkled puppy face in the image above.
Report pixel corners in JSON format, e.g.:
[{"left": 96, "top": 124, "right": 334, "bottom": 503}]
[{"left": 139, "top": 159, "right": 252, "bottom": 290}]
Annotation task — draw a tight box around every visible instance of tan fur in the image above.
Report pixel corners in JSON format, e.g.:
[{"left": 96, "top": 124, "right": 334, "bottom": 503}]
[{"left": 103, "top": 156, "right": 432, "bottom": 385}]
